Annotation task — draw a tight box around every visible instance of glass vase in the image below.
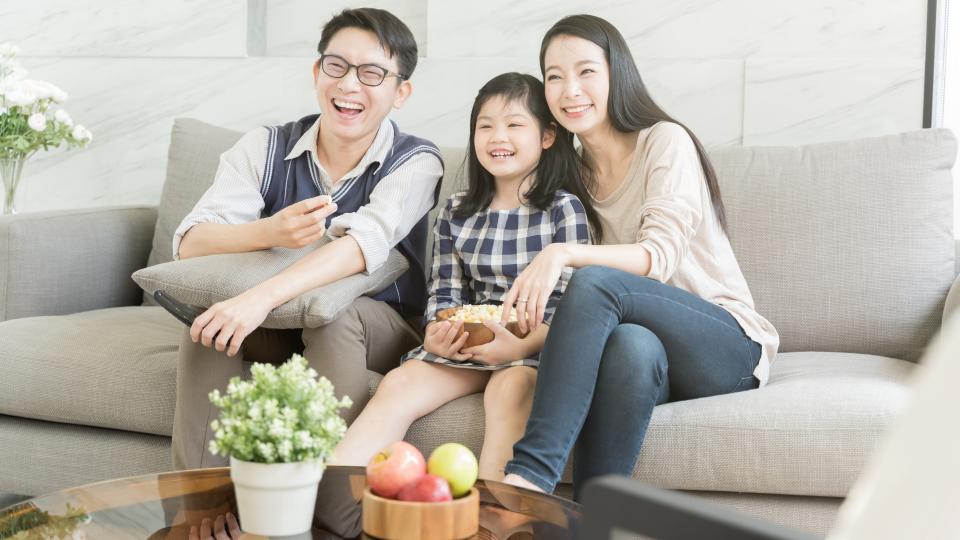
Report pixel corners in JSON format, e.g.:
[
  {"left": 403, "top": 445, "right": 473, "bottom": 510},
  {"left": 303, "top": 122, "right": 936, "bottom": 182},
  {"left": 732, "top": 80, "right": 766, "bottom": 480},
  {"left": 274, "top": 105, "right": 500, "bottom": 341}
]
[
  {"left": 1, "top": 157, "right": 27, "bottom": 215},
  {"left": 0, "top": 157, "right": 26, "bottom": 215}
]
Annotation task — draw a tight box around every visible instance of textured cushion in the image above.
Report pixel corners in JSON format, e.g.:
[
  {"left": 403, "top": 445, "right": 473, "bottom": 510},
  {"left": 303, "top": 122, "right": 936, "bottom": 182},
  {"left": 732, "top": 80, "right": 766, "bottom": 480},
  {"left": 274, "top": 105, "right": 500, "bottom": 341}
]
[
  {"left": 147, "top": 119, "right": 243, "bottom": 270},
  {"left": 709, "top": 129, "right": 957, "bottom": 361},
  {"left": 633, "top": 351, "right": 915, "bottom": 497},
  {"left": 0, "top": 306, "right": 181, "bottom": 436},
  {"left": 132, "top": 237, "right": 409, "bottom": 328}
]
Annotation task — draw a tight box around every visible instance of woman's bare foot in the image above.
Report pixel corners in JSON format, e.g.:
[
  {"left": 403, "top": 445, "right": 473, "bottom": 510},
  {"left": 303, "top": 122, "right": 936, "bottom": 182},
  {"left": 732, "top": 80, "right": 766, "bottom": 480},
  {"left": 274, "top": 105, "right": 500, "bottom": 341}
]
[{"left": 503, "top": 473, "right": 545, "bottom": 493}]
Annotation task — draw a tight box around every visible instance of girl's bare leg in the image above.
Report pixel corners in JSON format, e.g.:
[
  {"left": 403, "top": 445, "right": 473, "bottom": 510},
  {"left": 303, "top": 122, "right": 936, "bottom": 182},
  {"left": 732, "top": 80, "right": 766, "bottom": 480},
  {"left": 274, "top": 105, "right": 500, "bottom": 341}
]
[
  {"left": 478, "top": 366, "right": 537, "bottom": 480},
  {"left": 330, "top": 360, "right": 489, "bottom": 466}
]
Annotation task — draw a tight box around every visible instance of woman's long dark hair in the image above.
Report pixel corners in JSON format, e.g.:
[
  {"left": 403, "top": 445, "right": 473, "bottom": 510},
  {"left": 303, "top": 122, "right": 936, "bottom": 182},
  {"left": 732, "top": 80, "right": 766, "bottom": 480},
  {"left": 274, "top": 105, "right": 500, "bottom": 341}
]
[
  {"left": 540, "top": 14, "right": 728, "bottom": 234},
  {"left": 454, "top": 72, "right": 602, "bottom": 241}
]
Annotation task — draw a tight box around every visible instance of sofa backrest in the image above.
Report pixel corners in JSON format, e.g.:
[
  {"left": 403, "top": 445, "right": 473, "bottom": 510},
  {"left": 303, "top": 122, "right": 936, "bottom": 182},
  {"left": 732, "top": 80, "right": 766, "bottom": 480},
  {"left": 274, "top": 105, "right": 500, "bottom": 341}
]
[
  {"left": 150, "top": 119, "right": 956, "bottom": 361},
  {"left": 708, "top": 129, "right": 956, "bottom": 361}
]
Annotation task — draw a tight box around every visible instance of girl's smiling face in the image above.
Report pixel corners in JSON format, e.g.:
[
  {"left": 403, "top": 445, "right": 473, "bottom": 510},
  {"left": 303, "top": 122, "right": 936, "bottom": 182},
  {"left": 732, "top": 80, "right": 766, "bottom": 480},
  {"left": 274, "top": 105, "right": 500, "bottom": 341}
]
[
  {"left": 474, "top": 96, "right": 555, "bottom": 185},
  {"left": 542, "top": 35, "right": 611, "bottom": 137}
]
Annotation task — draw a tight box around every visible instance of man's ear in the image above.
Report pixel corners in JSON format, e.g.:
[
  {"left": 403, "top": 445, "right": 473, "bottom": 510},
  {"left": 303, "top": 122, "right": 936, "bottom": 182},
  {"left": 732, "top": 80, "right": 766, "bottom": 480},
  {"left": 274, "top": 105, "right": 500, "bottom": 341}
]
[
  {"left": 312, "top": 59, "right": 321, "bottom": 84},
  {"left": 393, "top": 79, "right": 413, "bottom": 109},
  {"left": 542, "top": 122, "right": 557, "bottom": 150}
]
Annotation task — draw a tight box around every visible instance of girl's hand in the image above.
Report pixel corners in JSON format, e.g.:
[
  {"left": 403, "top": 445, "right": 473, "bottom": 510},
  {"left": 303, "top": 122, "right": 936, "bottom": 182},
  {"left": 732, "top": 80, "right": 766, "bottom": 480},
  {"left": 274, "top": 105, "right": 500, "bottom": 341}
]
[
  {"left": 500, "top": 243, "right": 568, "bottom": 333},
  {"left": 190, "top": 290, "right": 274, "bottom": 357},
  {"left": 423, "top": 320, "right": 473, "bottom": 361},
  {"left": 461, "top": 321, "right": 528, "bottom": 366}
]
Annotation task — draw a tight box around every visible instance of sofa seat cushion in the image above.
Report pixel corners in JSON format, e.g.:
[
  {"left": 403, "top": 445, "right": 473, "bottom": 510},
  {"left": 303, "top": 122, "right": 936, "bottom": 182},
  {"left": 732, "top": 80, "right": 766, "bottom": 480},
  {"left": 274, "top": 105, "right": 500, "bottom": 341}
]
[
  {"left": 0, "top": 306, "right": 181, "bottom": 436},
  {"left": 634, "top": 351, "right": 915, "bottom": 497},
  {"left": 388, "top": 352, "right": 914, "bottom": 498}
]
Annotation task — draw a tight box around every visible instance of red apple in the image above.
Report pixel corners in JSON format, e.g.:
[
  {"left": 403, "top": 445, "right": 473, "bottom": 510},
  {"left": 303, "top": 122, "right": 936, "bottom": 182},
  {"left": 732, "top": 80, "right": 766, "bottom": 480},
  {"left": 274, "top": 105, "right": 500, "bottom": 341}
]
[
  {"left": 396, "top": 474, "right": 453, "bottom": 503},
  {"left": 366, "top": 441, "right": 427, "bottom": 498}
]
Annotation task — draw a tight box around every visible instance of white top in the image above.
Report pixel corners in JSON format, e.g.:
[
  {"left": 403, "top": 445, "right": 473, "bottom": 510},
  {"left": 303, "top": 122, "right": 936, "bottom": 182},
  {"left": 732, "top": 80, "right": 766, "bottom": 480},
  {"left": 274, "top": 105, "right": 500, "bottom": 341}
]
[
  {"left": 172, "top": 115, "right": 443, "bottom": 274},
  {"left": 591, "top": 122, "right": 779, "bottom": 385}
]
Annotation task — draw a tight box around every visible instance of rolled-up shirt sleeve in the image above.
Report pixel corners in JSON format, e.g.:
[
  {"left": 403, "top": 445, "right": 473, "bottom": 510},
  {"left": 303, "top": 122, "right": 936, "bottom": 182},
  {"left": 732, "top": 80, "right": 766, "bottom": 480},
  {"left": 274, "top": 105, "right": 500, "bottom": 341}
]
[
  {"left": 327, "top": 152, "right": 442, "bottom": 273},
  {"left": 171, "top": 127, "right": 268, "bottom": 260},
  {"left": 636, "top": 123, "right": 704, "bottom": 283}
]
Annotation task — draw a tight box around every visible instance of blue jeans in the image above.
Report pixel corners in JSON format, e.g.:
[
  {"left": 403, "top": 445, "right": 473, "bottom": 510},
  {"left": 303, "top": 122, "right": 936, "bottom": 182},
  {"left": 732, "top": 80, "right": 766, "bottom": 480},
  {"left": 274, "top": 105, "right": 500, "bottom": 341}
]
[{"left": 504, "top": 266, "right": 761, "bottom": 499}]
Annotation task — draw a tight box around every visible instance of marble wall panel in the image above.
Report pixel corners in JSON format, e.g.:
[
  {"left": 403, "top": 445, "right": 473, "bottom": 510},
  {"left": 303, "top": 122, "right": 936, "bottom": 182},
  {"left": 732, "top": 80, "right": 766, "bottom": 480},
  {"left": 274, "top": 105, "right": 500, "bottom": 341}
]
[
  {"left": 743, "top": 58, "right": 924, "bottom": 146},
  {"left": 427, "top": 0, "right": 925, "bottom": 60},
  {"left": 0, "top": 0, "right": 248, "bottom": 57},
  {"left": 264, "top": 0, "right": 427, "bottom": 57},
  {"left": 12, "top": 57, "right": 317, "bottom": 213}
]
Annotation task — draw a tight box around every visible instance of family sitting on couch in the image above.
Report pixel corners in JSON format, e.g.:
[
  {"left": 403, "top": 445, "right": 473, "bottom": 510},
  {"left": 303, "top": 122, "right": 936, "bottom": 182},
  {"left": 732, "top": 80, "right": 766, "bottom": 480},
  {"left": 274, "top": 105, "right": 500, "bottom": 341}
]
[{"left": 169, "top": 6, "right": 779, "bottom": 526}]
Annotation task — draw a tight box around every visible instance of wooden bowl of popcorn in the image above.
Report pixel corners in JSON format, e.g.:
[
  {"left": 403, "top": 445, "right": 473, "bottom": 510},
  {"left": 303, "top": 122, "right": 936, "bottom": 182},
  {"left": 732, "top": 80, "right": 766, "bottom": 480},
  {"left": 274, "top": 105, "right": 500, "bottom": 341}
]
[{"left": 436, "top": 305, "right": 528, "bottom": 349}]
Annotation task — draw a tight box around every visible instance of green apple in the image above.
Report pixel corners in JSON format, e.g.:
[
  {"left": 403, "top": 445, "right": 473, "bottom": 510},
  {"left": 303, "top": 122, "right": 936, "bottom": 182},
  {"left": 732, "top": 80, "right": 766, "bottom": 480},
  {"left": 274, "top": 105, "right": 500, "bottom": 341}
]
[{"left": 427, "top": 443, "right": 478, "bottom": 497}]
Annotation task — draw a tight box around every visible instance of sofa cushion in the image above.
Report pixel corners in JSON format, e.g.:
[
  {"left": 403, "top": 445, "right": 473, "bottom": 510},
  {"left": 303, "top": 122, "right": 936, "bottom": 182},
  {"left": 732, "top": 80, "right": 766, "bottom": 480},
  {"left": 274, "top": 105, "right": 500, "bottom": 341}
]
[
  {"left": 633, "top": 351, "right": 915, "bottom": 497},
  {"left": 147, "top": 119, "right": 244, "bottom": 270},
  {"left": 0, "top": 306, "right": 181, "bottom": 437},
  {"left": 709, "top": 129, "right": 957, "bottom": 361},
  {"left": 133, "top": 238, "right": 409, "bottom": 328}
]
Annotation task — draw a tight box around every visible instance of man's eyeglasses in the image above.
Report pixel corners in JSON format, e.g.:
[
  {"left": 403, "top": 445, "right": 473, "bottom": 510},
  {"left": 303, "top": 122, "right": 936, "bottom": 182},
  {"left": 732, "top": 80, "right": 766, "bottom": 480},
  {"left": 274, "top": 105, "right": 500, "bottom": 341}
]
[{"left": 318, "top": 54, "right": 406, "bottom": 87}]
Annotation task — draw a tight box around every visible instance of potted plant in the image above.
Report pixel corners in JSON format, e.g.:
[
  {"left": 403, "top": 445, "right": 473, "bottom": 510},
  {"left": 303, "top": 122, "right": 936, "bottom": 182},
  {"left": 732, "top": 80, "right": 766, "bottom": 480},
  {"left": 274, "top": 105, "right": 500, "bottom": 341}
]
[
  {"left": 0, "top": 43, "right": 92, "bottom": 215},
  {"left": 208, "top": 354, "right": 352, "bottom": 537}
]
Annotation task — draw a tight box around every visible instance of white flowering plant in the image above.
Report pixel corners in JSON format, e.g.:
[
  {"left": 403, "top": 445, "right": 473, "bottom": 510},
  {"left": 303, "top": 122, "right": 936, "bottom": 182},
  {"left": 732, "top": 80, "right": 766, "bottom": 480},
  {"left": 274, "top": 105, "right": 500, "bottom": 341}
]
[
  {"left": 208, "top": 354, "right": 352, "bottom": 464},
  {"left": 0, "top": 43, "right": 91, "bottom": 160}
]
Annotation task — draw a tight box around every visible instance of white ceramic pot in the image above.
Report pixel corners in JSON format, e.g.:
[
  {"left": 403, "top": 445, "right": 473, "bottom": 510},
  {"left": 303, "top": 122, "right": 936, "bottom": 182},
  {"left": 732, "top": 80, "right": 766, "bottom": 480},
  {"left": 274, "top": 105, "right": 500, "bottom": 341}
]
[{"left": 230, "top": 456, "right": 325, "bottom": 537}]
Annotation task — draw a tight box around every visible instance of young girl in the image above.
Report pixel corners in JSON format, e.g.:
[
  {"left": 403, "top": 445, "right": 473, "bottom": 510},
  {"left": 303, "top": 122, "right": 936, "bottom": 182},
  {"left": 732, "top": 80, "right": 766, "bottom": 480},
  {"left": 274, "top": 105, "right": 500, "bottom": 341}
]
[{"left": 330, "top": 72, "right": 597, "bottom": 479}]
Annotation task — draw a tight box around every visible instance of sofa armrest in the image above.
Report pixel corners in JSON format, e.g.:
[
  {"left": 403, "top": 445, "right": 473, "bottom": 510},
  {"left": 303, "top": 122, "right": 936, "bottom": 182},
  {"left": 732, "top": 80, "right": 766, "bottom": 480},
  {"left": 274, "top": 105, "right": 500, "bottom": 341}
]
[
  {"left": 946, "top": 272, "right": 960, "bottom": 326},
  {"left": 0, "top": 206, "right": 158, "bottom": 321}
]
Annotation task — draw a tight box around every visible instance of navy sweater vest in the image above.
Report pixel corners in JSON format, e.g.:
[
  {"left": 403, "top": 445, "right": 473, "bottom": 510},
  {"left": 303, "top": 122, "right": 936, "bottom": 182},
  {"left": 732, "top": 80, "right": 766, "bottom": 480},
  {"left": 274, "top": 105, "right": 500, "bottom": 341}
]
[{"left": 260, "top": 114, "right": 442, "bottom": 318}]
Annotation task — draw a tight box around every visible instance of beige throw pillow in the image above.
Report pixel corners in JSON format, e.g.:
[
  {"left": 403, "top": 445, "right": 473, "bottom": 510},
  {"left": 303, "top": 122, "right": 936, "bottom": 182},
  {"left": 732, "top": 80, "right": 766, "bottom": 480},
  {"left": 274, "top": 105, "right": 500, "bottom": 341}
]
[{"left": 132, "top": 238, "right": 409, "bottom": 328}]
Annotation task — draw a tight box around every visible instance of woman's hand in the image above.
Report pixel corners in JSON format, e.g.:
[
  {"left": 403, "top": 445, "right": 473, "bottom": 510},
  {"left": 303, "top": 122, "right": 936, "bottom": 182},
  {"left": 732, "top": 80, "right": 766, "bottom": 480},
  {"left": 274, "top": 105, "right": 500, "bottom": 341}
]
[
  {"left": 461, "top": 321, "right": 529, "bottom": 366},
  {"left": 423, "top": 320, "right": 473, "bottom": 361},
  {"left": 190, "top": 290, "right": 275, "bottom": 357},
  {"left": 500, "top": 243, "right": 569, "bottom": 333}
]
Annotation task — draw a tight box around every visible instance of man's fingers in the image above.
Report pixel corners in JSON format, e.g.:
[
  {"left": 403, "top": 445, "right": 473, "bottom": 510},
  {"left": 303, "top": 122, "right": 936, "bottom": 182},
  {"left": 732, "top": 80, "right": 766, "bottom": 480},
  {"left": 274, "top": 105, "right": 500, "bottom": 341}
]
[
  {"left": 190, "top": 309, "right": 214, "bottom": 342},
  {"left": 200, "top": 319, "right": 224, "bottom": 348},
  {"left": 214, "top": 324, "right": 237, "bottom": 352},
  {"left": 227, "top": 328, "right": 250, "bottom": 357},
  {"left": 226, "top": 513, "right": 241, "bottom": 537},
  {"left": 296, "top": 195, "right": 332, "bottom": 214},
  {"left": 189, "top": 525, "right": 200, "bottom": 540},
  {"left": 200, "top": 518, "right": 213, "bottom": 539}
]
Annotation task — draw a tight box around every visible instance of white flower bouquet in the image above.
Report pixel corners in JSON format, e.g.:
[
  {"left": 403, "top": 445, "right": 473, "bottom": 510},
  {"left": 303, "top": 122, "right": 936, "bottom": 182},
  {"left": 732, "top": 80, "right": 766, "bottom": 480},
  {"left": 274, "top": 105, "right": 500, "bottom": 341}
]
[
  {"left": 0, "top": 43, "right": 91, "bottom": 160},
  {"left": 208, "top": 354, "right": 352, "bottom": 464}
]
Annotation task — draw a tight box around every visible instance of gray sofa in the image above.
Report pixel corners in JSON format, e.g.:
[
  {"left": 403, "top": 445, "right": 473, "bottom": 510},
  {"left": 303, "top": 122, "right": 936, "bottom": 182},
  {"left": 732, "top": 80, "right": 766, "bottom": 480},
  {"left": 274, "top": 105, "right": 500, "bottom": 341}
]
[{"left": 0, "top": 119, "right": 956, "bottom": 537}]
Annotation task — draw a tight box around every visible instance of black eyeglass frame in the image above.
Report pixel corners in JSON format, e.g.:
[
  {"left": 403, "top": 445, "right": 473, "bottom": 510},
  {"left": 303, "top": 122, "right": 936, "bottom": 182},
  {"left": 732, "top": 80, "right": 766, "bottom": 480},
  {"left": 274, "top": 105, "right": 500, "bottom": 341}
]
[{"left": 317, "top": 54, "right": 407, "bottom": 87}]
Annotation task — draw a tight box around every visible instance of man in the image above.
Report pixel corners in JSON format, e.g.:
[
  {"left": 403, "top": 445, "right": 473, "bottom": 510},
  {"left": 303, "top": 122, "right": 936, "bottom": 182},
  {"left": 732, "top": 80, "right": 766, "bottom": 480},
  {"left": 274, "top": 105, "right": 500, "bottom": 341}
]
[{"left": 171, "top": 7, "right": 442, "bottom": 470}]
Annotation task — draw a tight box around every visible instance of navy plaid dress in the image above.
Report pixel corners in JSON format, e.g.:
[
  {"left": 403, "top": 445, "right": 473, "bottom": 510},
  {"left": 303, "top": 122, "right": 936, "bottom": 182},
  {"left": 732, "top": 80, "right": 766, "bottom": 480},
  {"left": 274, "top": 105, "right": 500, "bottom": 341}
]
[{"left": 402, "top": 189, "right": 591, "bottom": 370}]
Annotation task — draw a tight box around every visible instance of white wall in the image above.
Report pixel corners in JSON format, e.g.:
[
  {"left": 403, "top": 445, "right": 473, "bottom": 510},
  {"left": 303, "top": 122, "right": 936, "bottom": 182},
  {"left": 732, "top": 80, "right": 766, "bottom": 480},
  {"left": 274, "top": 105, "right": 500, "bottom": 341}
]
[{"left": 0, "top": 0, "right": 927, "bottom": 215}]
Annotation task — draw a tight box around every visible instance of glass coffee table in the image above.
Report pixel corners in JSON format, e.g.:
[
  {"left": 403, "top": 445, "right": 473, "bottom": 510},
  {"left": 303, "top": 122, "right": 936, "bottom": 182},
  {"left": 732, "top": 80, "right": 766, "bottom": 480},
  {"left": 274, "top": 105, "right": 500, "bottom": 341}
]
[{"left": 0, "top": 466, "right": 581, "bottom": 539}]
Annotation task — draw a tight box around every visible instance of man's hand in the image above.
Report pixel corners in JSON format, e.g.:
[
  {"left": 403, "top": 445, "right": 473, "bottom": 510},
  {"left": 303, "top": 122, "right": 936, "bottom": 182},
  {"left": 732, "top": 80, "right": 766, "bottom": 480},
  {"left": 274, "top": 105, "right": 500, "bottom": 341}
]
[
  {"left": 262, "top": 195, "right": 338, "bottom": 249},
  {"left": 190, "top": 290, "right": 275, "bottom": 357},
  {"left": 422, "top": 320, "right": 473, "bottom": 361},
  {"left": 460, "top": 321, "right": 529, "bottom": 366},
  {"left": 188, "top": 513, "right": 241, "bottom": 540}
]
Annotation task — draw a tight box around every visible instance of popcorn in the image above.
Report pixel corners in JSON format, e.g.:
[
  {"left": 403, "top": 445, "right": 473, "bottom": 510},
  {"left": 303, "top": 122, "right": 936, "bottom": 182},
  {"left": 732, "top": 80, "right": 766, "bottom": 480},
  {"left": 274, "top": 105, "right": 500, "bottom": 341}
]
[{"left": 445, "top": 304, "right": 520, "bottom": 323}]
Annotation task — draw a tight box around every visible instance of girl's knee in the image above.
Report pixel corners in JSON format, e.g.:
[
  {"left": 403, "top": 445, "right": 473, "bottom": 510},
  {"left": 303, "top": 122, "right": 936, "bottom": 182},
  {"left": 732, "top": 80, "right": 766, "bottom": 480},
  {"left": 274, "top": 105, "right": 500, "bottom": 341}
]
[
  {"left": 484, "top": 368, "right": 537, "bottom": 410},
  {"left": 374, "top": 361, "right": 422, "bottom": 399}
]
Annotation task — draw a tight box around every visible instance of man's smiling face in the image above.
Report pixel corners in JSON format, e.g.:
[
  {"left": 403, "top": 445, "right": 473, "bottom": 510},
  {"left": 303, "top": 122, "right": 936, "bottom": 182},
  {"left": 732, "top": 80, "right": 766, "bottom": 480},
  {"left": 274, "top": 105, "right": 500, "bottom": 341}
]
[{"left": 313, "top": 26, "right": 411, "bottom": 142}]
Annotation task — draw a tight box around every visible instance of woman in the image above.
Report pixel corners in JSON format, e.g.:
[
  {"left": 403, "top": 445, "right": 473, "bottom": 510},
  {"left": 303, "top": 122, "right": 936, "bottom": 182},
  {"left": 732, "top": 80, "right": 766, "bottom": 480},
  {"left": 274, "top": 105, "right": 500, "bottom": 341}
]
[{"left": 498, "top": 14, "right": 779, "bottom": 499}]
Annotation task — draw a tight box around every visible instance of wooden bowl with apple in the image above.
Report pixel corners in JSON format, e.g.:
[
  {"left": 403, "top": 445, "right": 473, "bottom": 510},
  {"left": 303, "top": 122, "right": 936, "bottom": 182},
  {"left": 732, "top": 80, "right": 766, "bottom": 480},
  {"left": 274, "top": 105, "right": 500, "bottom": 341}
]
[
  {"left": 361, "top": 486, "right": 479, "bottom": 540},
  {"left": 435, "top": 305, "right": 528, "bottom": 349}
]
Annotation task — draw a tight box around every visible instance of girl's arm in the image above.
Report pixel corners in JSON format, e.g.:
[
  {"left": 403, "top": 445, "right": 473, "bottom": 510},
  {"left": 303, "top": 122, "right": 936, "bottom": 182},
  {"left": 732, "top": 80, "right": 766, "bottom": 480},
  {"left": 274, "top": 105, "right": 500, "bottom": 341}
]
[{"left": 423, "top": 197, "right": 470, "bottom": 327}]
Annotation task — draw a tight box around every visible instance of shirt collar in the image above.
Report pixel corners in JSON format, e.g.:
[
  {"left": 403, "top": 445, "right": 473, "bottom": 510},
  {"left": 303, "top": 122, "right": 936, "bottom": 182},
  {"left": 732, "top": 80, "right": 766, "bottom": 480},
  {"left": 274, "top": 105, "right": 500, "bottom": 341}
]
[{"left": 284, "top": 114, "right": 394, "bottom": 176}]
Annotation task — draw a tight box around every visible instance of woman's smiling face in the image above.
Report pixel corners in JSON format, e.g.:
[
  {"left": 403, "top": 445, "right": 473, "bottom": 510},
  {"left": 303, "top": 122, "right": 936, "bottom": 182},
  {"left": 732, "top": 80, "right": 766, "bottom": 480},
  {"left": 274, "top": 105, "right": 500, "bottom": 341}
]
[{"left": 542, "top": 35, "right": 611, "bottom": 137}]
